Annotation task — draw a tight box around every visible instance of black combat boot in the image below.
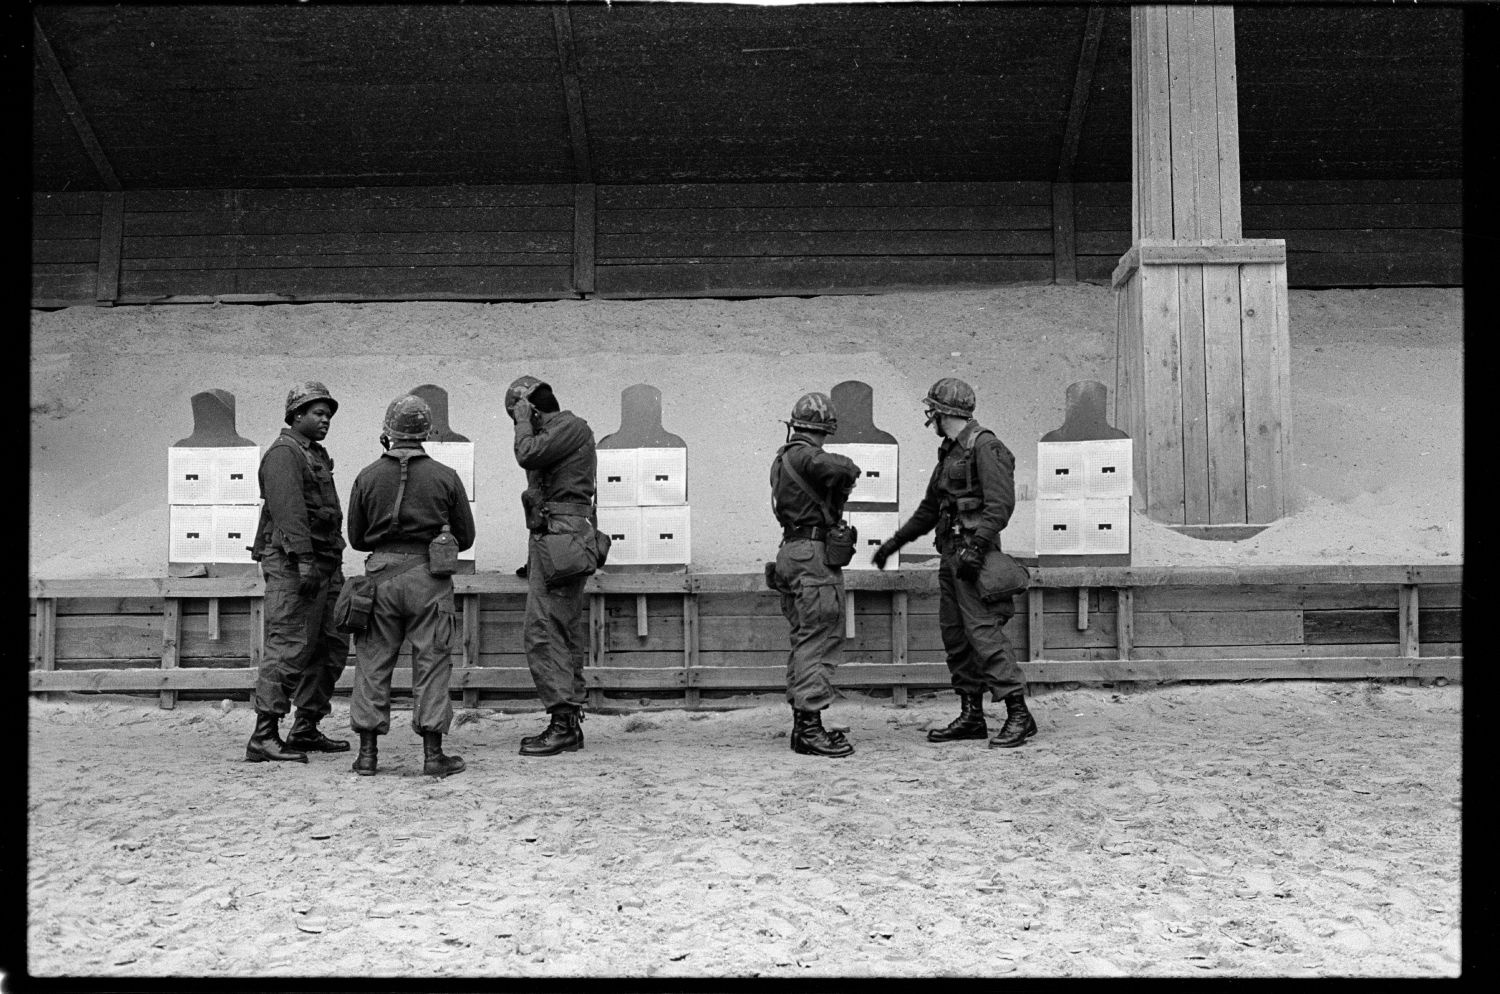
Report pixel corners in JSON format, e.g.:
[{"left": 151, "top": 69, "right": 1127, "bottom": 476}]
[
  {"left": 988, "top": 691, "right": 1038, "bottom": 749},
  {"left": 518, "top": 708, "right": 585, "bottom": 756},
  {"left": 421, "top": 731, "right": 466, "bottom": 777},
  {"left": 926, "top": 692, "right": 988, "bottom": 742},
  {"left": 285, "top": 711, "right": 351, "bottom": 753},
  {"left": 244, "top": 712, "right": 308, "bottom": 764},
  {"left": 352, "top": 731, "right": 379, "bottom": 776},
  {"left": 791, "top": 709, "right": 855, "bottom": 758}
]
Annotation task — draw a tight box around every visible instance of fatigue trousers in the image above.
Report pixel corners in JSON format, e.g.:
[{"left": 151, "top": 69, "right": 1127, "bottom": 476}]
[
  {"left": 775, "top": 538, "right": 845, "bottom": 712},
  {"left": 252, "top": 549, "right": 349, "bottom": 718},
  {"left": 937, "top": 547, "right": 1026, "bottom": 701},
  {"left": 350, "top": 552, "right": 457, "bottom": 736},
  {"left": 524, "top": 535, "right": 589, "bottom": 712}
]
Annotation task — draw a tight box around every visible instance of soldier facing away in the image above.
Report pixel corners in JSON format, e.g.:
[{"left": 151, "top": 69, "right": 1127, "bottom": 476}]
[
  {"left": 346, "top": 395, "right": 476, "bottom": 778},
  {"left": 508, "top": 375, "right": 600, "bottom": 757},
  {"left": 872, "top": 378, "right": 1037, "bottom": 749},
  {"left": 245, "top": 381, "right": 351, "bottom": 763},
  {"left": 769, "top": 392, "right": 862, "bottom": 758}
]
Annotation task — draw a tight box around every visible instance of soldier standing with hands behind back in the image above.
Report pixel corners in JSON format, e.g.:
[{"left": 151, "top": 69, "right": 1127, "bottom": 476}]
[
  {"left": 871, "top": 378, "right": 1037, "bottom": 749},
  {"left": 769, "top": 392, "right": 862, "bottom": 758}
]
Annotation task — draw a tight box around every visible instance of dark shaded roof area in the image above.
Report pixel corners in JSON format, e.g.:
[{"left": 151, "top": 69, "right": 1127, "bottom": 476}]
[{"left": 33, "top": 3, "right": 1462, "bottom": 192}]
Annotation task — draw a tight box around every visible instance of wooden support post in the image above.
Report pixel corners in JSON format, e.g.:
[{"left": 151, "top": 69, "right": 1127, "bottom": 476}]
[
  {"left": 160, "top": 599, "right": 180, "bottom": 710},
  {"left": 1076, "top": 588, "right": 1089, "bottom": 630},
  {"left": 845, "top": 590, "right": 857, "bottom": 639},
  {"left": 573, "top": 183, "right": 596, "bottom": 297},
  {"left": 207, "top": 597, "right": 221, "bottom": 641},
  {"left": 1117, "top": 588, "right": 1135, "bottom": 660},
  {"left": 1027, "top": 588, "right": 1045, "bottom": 663},
  {"left": 1398, "top": 584, "right": 1421, "bottom": 660},
  {"left": 891, "top": 591, "right": 908, "bottom": 667},
  {"left": 683, "top": 592, "right": 700, "bottom": 709},
  {"left": 636, "top": 593, "right": 649, "bottom": 638},
  {"left": 96, "top": 191, "right": 123, "bottom": 305},
  {"left": 249, "top": 597, "right": 264, "bottom": 672},
  {"left": 588, "top": 593, "right": 605, "bottom": 709},
  {"left": 34, "top": 598, "right": 57, "bottom": 702},
  {"left": 1052, "top": 183, "right": 1077, "bottom": 284},
  {"left": 462, "top": 594, "right": 480, "bottom": 709}
]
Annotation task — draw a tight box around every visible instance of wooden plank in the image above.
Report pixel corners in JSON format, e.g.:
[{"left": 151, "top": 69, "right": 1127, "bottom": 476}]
[
  {"left": 1139, "top": 262, "right": 1186, "bottom": 522},
  {"left": 1137, "top": 240, "right": 1285, "bottom": 266},
  {"left": 94, "top": 192, "right": 123, "bottom": 304},
  {"left": 636, "top": 594, "right": 650, "bottom": 638},
  {"left": 844, "top": 590, "right": 857, "bottom": 640},
  {"left": 1177, "top": 263, "right": 1210, "bottom": 523},
  {"left": 1211, "top": 5, "right": 1244, "bottom": 239},
  {"left": 1052, "top": 184, "right": 1077, "bottom": 284},
  {"left": 573, "top": 183, "right": 596, "bottom": 295},
  {"left": 1399, "top": 585, "right": 1420, "bottom": 658},
  {"left": 553, "top": 5, "right": 592, "bottom": 182},
  {"left": 891, "top": 591, "right": 909, "bottom": 667},
  {"left": 1136, "top": 5, "right": 1175, "bottom": 240},
  {"left": 1202, "top": 263, "right": 1248, "bottom": 523},
  {"left": 1240, "top": 179, "right": 1462, "bottom": 205},
  {"left": 599, "top": 182, "right": 1055, "bottom": 211},
  {"left": 32, "top": 15, "right": 120, "bottom": 190},
  {"left": 160, "top": 600, "right": 180, "bottom": 710},
  {"left": 1240, "top": 262, "right": 1289, "bottom": 522},
  {"left": 1058, "top": 5, "right": 1106, "bottom": 183},
  {"left": 600, "top": 229, "right": 1055, "bottom": 258},
  {"left": 33, "top": 191, "right": 105, "bottom": 215},
  {"left": 1076, "top": 588, "right": 1089, "bottom": 631},
  {"left": 1116, "top": 588, "right": 1133, "bottom": 658},
  {"left": 117, "top": 266, "right": 577, "bottom": 301},
  {"left": 124, "top": 206, "right": 574, "bottom": 237},
  {"left": 683, "top": 593, "right": 700, "bottom": 709},
  {"left": 1166, "top": 6, "right": 1203, "bottom": 237},
  {"left": 128, "top": 186, "right": 574, "bottom": 213},
  {"left": 462, "top": 593, "right": 480, "bottom": 709},
  {"left": 1285, "top": 253, "right": 1460, "bottom": 288},
  {"left": 1027, "top": 588, "right": 1045, "bottom": 662},
  {"left": 589, "top": 593, "right": 605, "bottom": 669},
  {"left": 28, "top": 655, "right": 1461, "bottom": 695},
  {"left": 34, "top": 599, "right": 57, "bottom": 702},
  {"left": 205, "top": 598, "right": 221, "bottom": 642},
  {"left": 1306, "top": 608, "right": 1460, "bottom": 646},
  {"left": 248, "top": 598, "right": 264, "bottom": 672},
  {"left": 595, "top": 257, "right": 1056, "bottom": 298},
  {"left": 122, "top": 231, "right": 573, "bottom": 257},
  {"left": 598, "top": 205, "right": 1055, "bottom": 234}
]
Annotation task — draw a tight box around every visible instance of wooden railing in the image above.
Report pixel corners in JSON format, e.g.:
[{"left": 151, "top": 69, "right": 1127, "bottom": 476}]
[{"left": 29, "top": 563, "right": 1462, "bottom": 708}]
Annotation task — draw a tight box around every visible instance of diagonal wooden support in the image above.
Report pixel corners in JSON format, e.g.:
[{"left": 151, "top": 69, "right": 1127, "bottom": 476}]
[{"left": 34, "top": 16, "right": 121, "bottom": 191}]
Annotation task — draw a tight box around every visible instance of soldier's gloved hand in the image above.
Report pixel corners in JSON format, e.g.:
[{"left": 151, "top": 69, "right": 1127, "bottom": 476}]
[
  {"left": 871, "top": 539, "right": 902, "bottom": 571},
  {"left": 515, "top": 562, "right": 529, "bottom": 579},
  {"left": 956, "top": 539, "right": 988, "bottom": 581},
  {"left": 510, "top": 397, "right": 533, "bottom": 427},
  {"left": 296, "top": 558, "right": 322, "bottom": 596}
]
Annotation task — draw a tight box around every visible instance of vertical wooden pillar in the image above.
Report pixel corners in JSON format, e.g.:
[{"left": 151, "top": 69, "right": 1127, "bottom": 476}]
[{"left": 1116, "top": 5, "right": 1291, "bottom": 527}]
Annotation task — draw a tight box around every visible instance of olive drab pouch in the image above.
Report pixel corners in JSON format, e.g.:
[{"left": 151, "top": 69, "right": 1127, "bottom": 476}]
[
  {"left": 332, "top": 574, "right": 376, "bottom": 634},
  {"left": 976, "top": 548, "right": 1031, "bottom": 604},
  {"left": 537, "top": 531, "right": 596, "bottom": 587},
  {"left": 955, "top": 495, "right": 986, "bottom": 533},
  {"left": 764, "top": 561, "right": 782, "bottom": 592},
  {"left": 427, "top": 525, "right": 459, "bottom": 578},
  {"left": 592, "top": 527, "right": 613, "bottom": 570},
  {"left": 521, "top": 488, "right": 547, "bottom": 533},
  {"left": 822, "top": 520, "right": 858, "bottom": 568}
]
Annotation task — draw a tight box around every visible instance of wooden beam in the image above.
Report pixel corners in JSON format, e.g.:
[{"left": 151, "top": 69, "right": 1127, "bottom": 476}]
[
  {"left": 462, "top": 593, "right": 480, "bottom": 709},
  {"left": 1027, "top": 588, "right": 1045, "bottom": 662},
  {"left": 1052, "top": 183, "right": 1077, "bottom": 284},
  {"left": 552, "top": 5, "right": 592, "bottom": 183},
  {"left": 683, "top": 593, "right": 700, "bottom": 708},
  {"left": 96, "top": 192, "right": 123, "bottom": 304},
  {"left": 33, "top": 15, "right": 121, "bottom": 191},
  {"left": 1076, "top": 588, "right": 1089, "bottom": 631},
  {"left": 206, "top": 597, "right": 221, "bottom": 642},
  {"left": 159, "top": 599, "right": 180, "bottom": 710},
  {"left": 636, "top": 594, "right": 649, "bottom": 638},
  {"left": 573, "top": 183, "right": 596, "bottom": 296},
  {"left": 1117, "top": 588, "right": 1135, "bottom": 660},
  {"left": 1058, "top": 5, "right": 1106, "bottom": 183},
  {"left": 1398, "top": 585, "right": 1421, "bottom": 659},
  {"left": 34, "top": 598, "right": 57, "bottom": 703},
  {"left": 845, "top": 590, "right": 857, "bottom": 639}
]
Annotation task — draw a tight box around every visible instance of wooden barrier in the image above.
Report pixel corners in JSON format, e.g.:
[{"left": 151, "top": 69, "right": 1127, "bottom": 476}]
[{"left": 28, "top": 564, "right": 1462, "bottom": 705}]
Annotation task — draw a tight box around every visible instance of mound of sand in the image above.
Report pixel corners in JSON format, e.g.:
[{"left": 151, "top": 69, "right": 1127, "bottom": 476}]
[{"left": 29, "top": 284, "right": 1462, "bottom": 579}]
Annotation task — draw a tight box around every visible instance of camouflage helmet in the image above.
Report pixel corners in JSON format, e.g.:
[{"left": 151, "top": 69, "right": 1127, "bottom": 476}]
[
  {"left": 382, "top": 394, "right": 433, "bottom": 441},
  {"left": 923, "top": 377, "right": 976, "bottom": 419},
  {"left": 504, "top": 375, "right": 548, "bottom": 417},
  {"left": 284, "top": 380, "right": 338, "bottom": 424},
  {"left": 787, "top": 392, "right": 838, "bottom": 435}
]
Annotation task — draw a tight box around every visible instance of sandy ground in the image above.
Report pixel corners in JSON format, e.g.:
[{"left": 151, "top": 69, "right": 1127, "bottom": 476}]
[
  {"left": 26, "top": 682, "right": 1461, "bottom": 978},
  {"left": 29, "top": 284, "right": 1463, "bottom": 577}
]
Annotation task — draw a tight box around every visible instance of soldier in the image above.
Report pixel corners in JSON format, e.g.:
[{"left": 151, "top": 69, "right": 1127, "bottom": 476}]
[
  {"left": 871, "top": 378, "right": 1037, "bottom": 749},
  {"left": 245, "top": 381, "right": 350, "bottom": 763},
  {"left": 507, "top": 375, "right": 599, "bottom": 757},
  {"left": 769, "top": 392, "right": 862, "bottom": 758},
  {"left": 346, "top": 395, "right": 476, "bottom": 778}
]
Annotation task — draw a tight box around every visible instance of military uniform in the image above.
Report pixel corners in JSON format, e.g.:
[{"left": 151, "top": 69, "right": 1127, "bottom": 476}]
[
  {"left": 250, "top": 427, "right": 349, "bottom": 728},
  {"left": 515, "top": 407, "right": 597, "bottom": 714},
  {"left": 888, "top": 421, "right": 1026, "bottom": 702},
  {"left": 771, "top": 433, "right": 861, "bottom": 713},
  {"left": 346, "top": 447, "right": 475, "bottom": 740}
]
